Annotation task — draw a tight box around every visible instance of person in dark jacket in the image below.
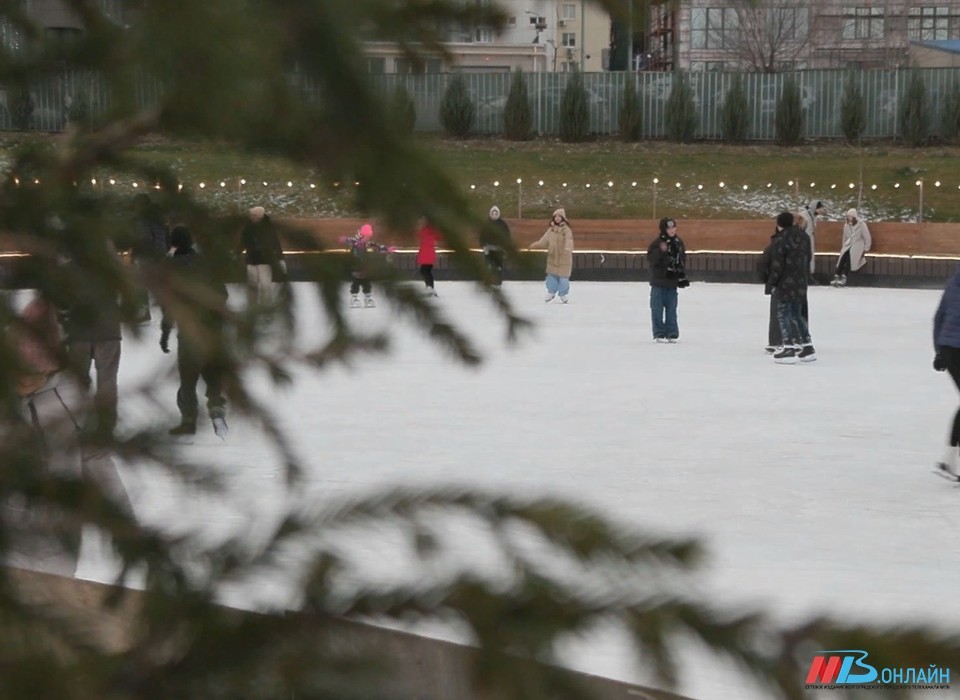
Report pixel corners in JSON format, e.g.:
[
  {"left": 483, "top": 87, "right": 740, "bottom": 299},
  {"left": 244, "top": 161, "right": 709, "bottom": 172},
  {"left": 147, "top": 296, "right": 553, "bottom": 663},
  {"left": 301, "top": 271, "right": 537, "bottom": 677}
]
[
  {"left": 757, "top": 225, "right": 784, "bottom": 354},
  {"left": 480, "top": 206, "right": 511, "bottom": 287},
  {"left": 160, "top": 225, "right": 229, "bottom": 438},
  {"left": 131, "top": 193, "right": 169, "bottom": 323},
  {"left": 932, "top": 267, "right": 960, "bottom": 480},
  {"left": 58, "top": 255, "right": 123, "bottom": 437},
  {"left": 767, "top": 212, "right": 816, "bottom": 364},
  {"left": 241, "top": 206, "right": 286, "bottom": 306},
  {"left": 646, "top": 217, "right": 689, "bottom": 342}
]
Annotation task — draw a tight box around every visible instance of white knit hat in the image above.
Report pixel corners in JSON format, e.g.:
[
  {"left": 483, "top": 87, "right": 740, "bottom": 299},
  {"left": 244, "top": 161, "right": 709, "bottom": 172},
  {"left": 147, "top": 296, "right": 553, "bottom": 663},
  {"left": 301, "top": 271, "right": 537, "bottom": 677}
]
[{"left": 846, "top": 208, "right": 858, "bottom": 218}]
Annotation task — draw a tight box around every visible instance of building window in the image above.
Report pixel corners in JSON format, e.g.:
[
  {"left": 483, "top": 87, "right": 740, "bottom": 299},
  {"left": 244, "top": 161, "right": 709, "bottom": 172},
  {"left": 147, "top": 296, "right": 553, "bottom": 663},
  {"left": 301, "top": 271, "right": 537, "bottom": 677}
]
[
  {"left": 395, "top": 58, "right": 442, "bottom": 74},
  {"left": 561, "top": 4, "right": 576, "bottom": 20},
  {"left": 909, "top": 6, "right": 951, "bottom": 41},
  {"left": 366, "top": 57, "right": 385, "bottom": 75},
  {"left": 507, "top": 16, "right": 516, "bottom": 26},
  {"left": 774, "top": 7, "right": 808, "bottom": 42},
  {"left": 562, "top": 60, "right": 578, "bottom": 72},
  {"left": 842, "top": 7, "right": 885, "bottom": 40},
  {"left": 562, "top": 32, "right": 576, "bottom": 47},
  {"left": 691, "top": 8, "right": 738, "bottom": 50}
]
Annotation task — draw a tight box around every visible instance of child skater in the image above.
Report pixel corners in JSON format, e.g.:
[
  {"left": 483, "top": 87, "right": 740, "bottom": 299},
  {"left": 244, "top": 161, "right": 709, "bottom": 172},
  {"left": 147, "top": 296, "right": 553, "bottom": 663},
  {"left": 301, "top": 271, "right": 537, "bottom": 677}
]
[
  {"left": 416, "top": 215, "right": 442, "bottom": 297},
  {"left": 341, "top": 223, "right": 395, "bottom": 308}
]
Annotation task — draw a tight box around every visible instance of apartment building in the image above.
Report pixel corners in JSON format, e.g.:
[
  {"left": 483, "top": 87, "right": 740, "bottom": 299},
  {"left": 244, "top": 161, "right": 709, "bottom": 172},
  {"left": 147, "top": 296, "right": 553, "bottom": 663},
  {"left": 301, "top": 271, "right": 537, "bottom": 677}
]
[
  {"left": 366, "top": 0, "right": 612, "bottom": 73},
  {"left": 649, "top": 0, "right": 960, "bottom": 71}
]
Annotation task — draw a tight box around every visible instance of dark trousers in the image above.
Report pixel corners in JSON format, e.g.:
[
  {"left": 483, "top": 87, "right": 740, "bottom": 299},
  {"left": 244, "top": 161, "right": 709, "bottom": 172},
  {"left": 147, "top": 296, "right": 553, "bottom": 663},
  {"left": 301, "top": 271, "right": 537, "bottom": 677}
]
[
  {"left": 350, "top": 278, "right": 372, "bottom": 294},
  {"left": 68, "top": 340, "right": 121, "bottom": 433},
  {"left": 776, "top": 299, "right": 812, "bottom": 346},
  {"left": 420, "top": 264, "right": 435, "bottom": 289},
  {"left": 650, "top": 285, "right": 679, "bottom": 339},
  {"left": 176, "top": 343, "right": 226, "bottom": 425},
  {"left": 768, "top": 293, "right": 809, "bottom": 346},
  {"left": 836, "top": 251, "right": 852, "bottom": 276},
  {"left": 484, "top": 250, "right": 504, "bottom": 285},
  {"left": 943, "top": 347, "right": 960, "bottom": 447}
]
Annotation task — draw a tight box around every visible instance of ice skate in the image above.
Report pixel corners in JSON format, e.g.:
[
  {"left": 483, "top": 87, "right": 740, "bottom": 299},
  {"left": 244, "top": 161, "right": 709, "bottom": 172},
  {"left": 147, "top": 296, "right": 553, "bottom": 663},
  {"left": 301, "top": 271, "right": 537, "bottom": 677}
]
[
  {"left": 212, "top": 416, "right": 229, "bottom": 441},
  {"left": 559, "top": 295, "right": 569, "bottom": 304},
  {"left": 764, "top": 345, "right": 777, "bottom": 354},
  {"left": 545, "top": 293, "right": 555, "bottom": 303},
  {"left": 363, "top": 294, "right": 376, "bottom": 308},
  {"left": 667, "top": 337, "right": 678, "bottom": 344},
  {"left": 654, "top": 337, "right": 667, "bottom": 343},
  {"left": 773, "top": 345, "right": 800, "bottom": 364},
  {"left": 424, "top": 287, "right": 438, "bottom": 297},
  {"left": 168, "top": 420, "right": 196, "bottom": 437},
  {"left": 349, "top": 294, "right": 362, "bottom": 308},
  {"left": 798, "top": 343, "right": 817, "bottom": 362}
]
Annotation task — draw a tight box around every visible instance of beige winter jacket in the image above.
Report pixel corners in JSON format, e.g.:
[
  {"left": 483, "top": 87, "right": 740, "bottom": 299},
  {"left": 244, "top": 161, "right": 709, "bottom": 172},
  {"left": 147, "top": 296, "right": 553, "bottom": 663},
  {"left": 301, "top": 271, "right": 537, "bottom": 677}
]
[
  {"left": 839, "top": 218, "right": 872, "bottom": 271},
  {"left": 530, "top": 208, "right": 574, "bottom": 278}
]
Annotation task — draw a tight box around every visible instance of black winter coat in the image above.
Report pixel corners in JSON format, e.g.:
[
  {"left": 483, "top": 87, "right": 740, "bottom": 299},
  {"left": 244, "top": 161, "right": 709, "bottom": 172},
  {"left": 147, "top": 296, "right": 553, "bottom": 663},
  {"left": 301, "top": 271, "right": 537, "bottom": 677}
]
[
  {"left": 767, "top": 225, "right": 810, "bottom": 303},
  {"left": 647, "top": 234, "right": 686, "bottom": 288},
  {"left": 480, "top": 218, "right": 511, "bottom": 250},
  {"left": 241, "top": 215, "right": 284, "bottom": 267},
  {"left": 757, "top": 228, "right": 783, "bottom": 296}
]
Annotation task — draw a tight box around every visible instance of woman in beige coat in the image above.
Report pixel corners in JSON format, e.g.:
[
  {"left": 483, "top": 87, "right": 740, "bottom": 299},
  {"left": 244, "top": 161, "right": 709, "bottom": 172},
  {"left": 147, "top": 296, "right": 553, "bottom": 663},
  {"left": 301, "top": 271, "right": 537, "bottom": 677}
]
[
  {"left": 529, "top": 208, "right": 574, "bottom": 303},
  {"left": 832, "top": 208, "right": 872, "bottom": 287}
]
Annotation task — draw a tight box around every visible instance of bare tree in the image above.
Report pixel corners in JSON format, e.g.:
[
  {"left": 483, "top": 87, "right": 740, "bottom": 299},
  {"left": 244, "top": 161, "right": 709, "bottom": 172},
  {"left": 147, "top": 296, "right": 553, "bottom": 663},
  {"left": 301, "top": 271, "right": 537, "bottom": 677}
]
[{"left": 721, "top": 1, "right": 809, "bottom": 72}]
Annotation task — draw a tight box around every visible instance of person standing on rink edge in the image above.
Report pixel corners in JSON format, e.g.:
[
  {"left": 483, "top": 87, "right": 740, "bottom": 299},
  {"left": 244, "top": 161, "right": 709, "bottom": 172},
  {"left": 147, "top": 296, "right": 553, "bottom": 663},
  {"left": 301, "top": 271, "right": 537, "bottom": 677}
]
[
  {"left": 647, "top": 217, "right": 688, "bottom": 342},
  {"left": 416, "top": 215, "right": 442, "bottom": 297},
  {"left": 529, "top": 208, "right": 574, "bottom": 303},
  {"left": 801, "top": 199, "right": 826, "bottom": 280},
  {"left": 832, "top": 208, "right": 871, "bottom": 287},
  {"left": 932, "top": 266, "right": 960, "bottom": 480},
  {"left": 766, "top": 211, "right": 816, "bottom": 364},
  {"left": 241, "top": 205, "right": 286, "bottom": 305},
  {"left": 481, "top": 205, "right": 511, "bottom": 287}
]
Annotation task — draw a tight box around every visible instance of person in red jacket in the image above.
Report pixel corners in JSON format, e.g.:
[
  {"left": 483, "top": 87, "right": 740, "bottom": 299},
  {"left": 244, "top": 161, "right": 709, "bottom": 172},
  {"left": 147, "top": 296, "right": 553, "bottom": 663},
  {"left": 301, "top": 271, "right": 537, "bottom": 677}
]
[{"left": 416, "top": 215, "right": 442, "bottom": 296}]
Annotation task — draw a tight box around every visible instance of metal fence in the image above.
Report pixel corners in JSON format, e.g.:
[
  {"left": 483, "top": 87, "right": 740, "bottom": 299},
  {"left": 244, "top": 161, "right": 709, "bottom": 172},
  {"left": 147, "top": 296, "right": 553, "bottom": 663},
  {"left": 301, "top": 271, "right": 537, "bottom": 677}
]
[
  {"left": 6, "top": 68, "right": 960, "bottom": 140},
  {"left": 373, "top": 68, "right": 960, "bottom": 140}
]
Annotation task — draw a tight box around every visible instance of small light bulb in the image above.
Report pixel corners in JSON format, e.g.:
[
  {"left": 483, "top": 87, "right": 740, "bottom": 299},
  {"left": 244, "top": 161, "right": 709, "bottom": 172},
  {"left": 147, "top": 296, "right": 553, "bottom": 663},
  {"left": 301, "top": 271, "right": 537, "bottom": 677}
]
[
  {"left": 132, "top": 182, "right": 139, "bottom": 188},
  {"left": 240, "top": 178, "right": 246, "bottom": 185},
  {"left": 653, "top": 178, "right": 659, "bottom": 184},
  {"left": 719, "top": 181, "right": 725, "bottom": 188},
  {"left": 585, "top": 183, "right": 591, "bottom": 188},
  {"left": 219, "top": 181, "right": 225, "bottom": 188},
  {"left": 287, "top": 181, "right": 293, "bottom": 187},
  {"left": 470, "top": 184, "right": 476, "bottom": 190},
  {"left": 33, "top": 178, "right": 39, "bottom": 185},
  {"left": 494, "top": 180, "right": 500, "bottom": 187},
  {"left": 697, "top": 184, "right": 703, "bottom": 190},
  {"left": 310, "top": 183, "right": 316, "bottom": 189},
  {"left": 830, "top": 184, "right": 837, "bottom": 189},
  {"left": 915, "top": 180, "right": 922, "bottom": 186},
  {"left": 109, "top": 178, "right": 116, "bottom": 185},
  {"left": 849, "top": 183, "right": 855, "bottom": 189},
  {"left": 742, "top": 184, "right": 748, "bottom": 190},
  {"left": 607, "top": 181, "right": 613, "bottom": 187},
  {"left": 788, "top": 180, "right": 794, "bottom": 186},
  {"left": 631, "top": 181, "right": 637, "bottom": 187},
  {"left": 675, "top": 182, "right": 681, "bottom": 188},
  {"left": 91, "top": 178, "right": 96, "bottom": 185},
  {"left": 871, "top": 184, "right": 877, "bottom": 190},
  {"left": 935, "top": 181, "right": 941, "bottom": 187},
  {"left": 894, "top": 183, "right": 901, "bottom": 188},
  {"left": 562, "top": 182, "right": 567, "bottom": 187},
  {"left": 177, "top": 183, "right": 183, "bottom": 192},
  {"left": 263, "top": 181, "right": 268, "bottom": 186},
  {"left": 538, "top": 180, "right": 544, "bottom": 186},
  {"left": 766, "top": 183, "right": 772, "bottom": 188},
  {"left": 517, "top": 178, "right": 522, "bottom": 184},
  {"left": 809, "top": 182, "right": 815, "bottom": 187},
  {"left": 199, "top": 182, "right": 206, "bottom": 189}
]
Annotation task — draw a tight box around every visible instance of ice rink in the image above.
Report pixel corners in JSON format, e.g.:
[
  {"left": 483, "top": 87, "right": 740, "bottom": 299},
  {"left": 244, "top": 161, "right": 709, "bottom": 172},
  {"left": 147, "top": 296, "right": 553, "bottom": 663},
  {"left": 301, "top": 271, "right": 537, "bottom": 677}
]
[{"left": 80, "top": 279, "right": 960, "bottom": 699}]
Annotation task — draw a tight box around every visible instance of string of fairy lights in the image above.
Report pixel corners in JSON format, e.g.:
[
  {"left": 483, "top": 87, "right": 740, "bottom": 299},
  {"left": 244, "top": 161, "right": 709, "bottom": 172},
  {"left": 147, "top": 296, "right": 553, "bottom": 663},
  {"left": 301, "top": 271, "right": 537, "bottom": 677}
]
[{"left": 7, "top": 175, "right": 954, "bottom": 193}]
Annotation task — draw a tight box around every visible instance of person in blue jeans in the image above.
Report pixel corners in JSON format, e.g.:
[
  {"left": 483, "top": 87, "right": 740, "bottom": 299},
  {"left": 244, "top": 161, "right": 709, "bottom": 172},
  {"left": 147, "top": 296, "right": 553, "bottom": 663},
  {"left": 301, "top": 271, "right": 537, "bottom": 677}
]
[{"left": 646, "top": 217, "right": 689, "bottom": 342}]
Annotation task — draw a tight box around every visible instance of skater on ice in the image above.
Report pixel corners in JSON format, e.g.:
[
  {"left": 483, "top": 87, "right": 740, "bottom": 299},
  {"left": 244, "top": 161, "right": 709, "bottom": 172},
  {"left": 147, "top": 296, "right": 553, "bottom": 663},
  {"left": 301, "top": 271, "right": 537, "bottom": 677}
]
[
  {"left": 647, "top": 217, "right": 688, "bottom": 342},
  {"left": 529, "top": 208, "right": 574, "bottom": 303},
  {"left": 767, "top": 212, "right": 816, "bottom": 364},
  {"left": 159, "top": 225, "right": 230, "bottom": 439},
  {"left": 341, "top": 223, "right": 395, "bottom": 308},
  {"left": 480, "top": 205, "right": 511, "bottom": 287},
  {"left": 932, "top": 265, "right": 960, "bottom": 481},
  {"left": 416, "top": 215, "right": 442, "bottom": 297},
  {"left": 241, "top": 205, "right": 287, "bottom": 305}
]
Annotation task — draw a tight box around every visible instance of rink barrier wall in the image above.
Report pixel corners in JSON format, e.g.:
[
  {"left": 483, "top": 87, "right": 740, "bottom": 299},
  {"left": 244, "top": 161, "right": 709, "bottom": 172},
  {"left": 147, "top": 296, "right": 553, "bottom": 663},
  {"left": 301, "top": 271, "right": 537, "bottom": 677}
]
[{"left": 6, "top": 568, "right": 693, "bottom": 700}]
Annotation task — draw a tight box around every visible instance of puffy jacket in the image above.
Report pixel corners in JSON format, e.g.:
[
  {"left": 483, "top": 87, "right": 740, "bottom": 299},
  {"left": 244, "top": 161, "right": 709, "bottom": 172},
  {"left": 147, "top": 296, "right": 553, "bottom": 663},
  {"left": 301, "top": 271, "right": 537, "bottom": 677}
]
[
  {"left": 767, "top": 225, "right": 810, "bottom": 303},
  {"left": 934, "top": 266, "right": 960, "bottom": 351}
]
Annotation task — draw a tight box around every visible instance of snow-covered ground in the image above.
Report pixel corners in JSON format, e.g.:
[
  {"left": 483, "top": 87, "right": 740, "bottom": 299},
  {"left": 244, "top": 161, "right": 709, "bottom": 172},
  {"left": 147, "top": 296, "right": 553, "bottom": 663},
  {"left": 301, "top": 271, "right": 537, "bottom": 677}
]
[{"left": 74, "top": 280, "right": 960, "bottom": 700}]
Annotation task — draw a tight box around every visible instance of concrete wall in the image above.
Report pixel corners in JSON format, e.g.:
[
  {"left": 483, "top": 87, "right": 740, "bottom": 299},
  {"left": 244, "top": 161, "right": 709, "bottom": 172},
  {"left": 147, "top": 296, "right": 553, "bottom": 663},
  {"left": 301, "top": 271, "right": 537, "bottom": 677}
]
[{"left": 6, "top": 567, "right": 693, "bottom": 700}]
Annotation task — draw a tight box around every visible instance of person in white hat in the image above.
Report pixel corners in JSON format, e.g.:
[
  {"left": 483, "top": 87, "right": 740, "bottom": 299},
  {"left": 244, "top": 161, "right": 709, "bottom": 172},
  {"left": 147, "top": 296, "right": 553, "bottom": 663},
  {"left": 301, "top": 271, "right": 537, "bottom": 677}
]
[{"left": 832, "top": 208, "right": 872, "bottom": 287}]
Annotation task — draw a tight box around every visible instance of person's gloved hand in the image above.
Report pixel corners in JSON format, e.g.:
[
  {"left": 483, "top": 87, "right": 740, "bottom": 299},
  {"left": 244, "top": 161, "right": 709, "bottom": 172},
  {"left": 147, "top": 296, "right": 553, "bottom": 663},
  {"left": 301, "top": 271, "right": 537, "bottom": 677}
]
[
  {"left": 160, "top": 329, "right": 170, "bottom": 354},
  {"left": 677, "top": 278, "right": 691, "bottom": 289},
  {"left": 934, "top": 353, "right": 947, "bottom": 372}
]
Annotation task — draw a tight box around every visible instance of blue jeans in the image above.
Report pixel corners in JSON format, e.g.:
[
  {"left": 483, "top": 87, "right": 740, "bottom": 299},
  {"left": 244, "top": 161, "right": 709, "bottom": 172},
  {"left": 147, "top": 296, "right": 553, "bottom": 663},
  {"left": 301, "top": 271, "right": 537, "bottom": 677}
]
[
  {"left": 776, "top": 299, "right": 811, "bottom": 346},
  {"left": 545, "top": 274, "right": 570, "bottom": 297},
  {"left": 650, "top": 286, "right": 679, "bottom": 339}
]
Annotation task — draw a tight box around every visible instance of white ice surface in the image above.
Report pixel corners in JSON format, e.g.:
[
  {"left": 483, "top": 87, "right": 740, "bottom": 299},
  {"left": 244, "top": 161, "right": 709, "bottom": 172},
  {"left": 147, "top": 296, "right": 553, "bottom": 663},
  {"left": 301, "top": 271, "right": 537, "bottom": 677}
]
[{"left": 72, "top": 280, "right": 960, "bottom": 700}]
